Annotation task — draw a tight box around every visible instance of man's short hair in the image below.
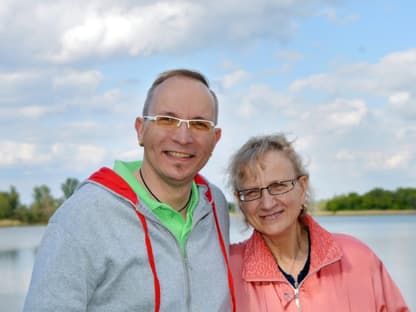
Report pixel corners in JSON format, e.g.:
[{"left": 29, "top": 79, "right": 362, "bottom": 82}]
[{"left": 142, "top": 69, "right": 218, "bottom": 124}]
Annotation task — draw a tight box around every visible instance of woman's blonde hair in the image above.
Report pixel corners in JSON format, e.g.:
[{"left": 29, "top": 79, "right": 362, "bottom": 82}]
[{"left": 227, "top": 133, "right": 311, "bottom": 215}]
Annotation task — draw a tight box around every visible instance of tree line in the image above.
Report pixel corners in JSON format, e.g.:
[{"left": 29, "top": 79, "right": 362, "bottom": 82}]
[
  {"left": 322, "top": 187, "right": 416, "bottom": 212},
  {"left": 0, "top": 178, "right": 80, "bottom": 224},
  {"left": 1, "top": 181, "right": 415, "bottom": 224}
]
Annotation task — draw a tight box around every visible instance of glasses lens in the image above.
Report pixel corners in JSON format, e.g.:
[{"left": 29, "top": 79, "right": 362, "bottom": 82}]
[
  {"left": 239, "top": 189, "right": 261, "bottom": 202},
  {"left": 189, "top": 120, "right": 213, "bottom": 132},
  {"left": 154, "top": 116, "right": 178, "bottom": 127},
  {"left": 268, "top": 181, "right": 293, "bottom": 195}
]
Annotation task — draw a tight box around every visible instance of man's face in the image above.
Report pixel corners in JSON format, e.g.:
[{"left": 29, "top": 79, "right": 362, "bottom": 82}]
[{"left": 136, "top": 76, "right": 221, "bottom": 187}]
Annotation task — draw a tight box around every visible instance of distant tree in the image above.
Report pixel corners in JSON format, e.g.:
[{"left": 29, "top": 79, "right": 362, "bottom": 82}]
[
  {"left": 363, "top": 188, "right": 393, "bottom": 210},
  {"left": 29, "top": 185, "right": 58, "bottom": 223},
  {"left": 394, "top": 188, "right": 416, "bottom": 210},
  {"left": 228, "top": 201, "right": 236, "bottom": 213},
  {"left": 0, "top": 186, "right": 21, "bottom": 219},
  {"left": 323, "top": 187, "right": 416, "bottom": 212},
  {"left": 0, "top": 192, "right": 10, "bottom": 219},
  {"left": 60, "top": 178, "right": 80, "bottom": 202},
  {"left": 8, "top": 186, "right": 19, "bottom": 217}
]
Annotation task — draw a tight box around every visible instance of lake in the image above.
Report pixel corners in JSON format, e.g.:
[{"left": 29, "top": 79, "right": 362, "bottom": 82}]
[{"left": 1, "top": 214, "right": 415, "bottom": 311}]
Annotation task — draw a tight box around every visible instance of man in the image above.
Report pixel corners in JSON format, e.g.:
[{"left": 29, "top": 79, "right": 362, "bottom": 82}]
[{"left": 24, "top": 69, "right": 235, "bottom": 312}]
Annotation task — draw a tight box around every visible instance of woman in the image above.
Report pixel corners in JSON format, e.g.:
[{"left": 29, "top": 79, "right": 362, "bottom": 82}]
[{"left": 228, "top": 133, "right": 408, "bottom": 311}]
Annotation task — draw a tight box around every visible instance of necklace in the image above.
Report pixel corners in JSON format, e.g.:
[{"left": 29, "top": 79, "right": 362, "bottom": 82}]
[
  {"left": 277, "top": 229, "right": 305, "bottom": 276},
  {"left": 138, "top": 168, "right": 191, "bottom": 213},
  {"left": 287, "top": 243, "right": 302, "bottom": 275}
]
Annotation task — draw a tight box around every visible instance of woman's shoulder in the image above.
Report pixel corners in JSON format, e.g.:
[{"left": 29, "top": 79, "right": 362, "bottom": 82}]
[
  {"left": 332, "top": 232, "right": 380, "bottom": 264},
  {"left": 230, "top": 239, "right": 249, "bottom": 256}
]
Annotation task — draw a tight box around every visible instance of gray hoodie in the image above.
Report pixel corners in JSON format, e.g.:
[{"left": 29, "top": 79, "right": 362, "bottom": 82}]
[{"left": 23, "top": 167, "right": 233, "bottom": 312}]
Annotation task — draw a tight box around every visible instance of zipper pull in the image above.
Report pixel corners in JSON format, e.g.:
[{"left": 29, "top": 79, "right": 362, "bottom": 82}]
[{"left": 294, "top": 281, "right": 301, "bottom": 310}]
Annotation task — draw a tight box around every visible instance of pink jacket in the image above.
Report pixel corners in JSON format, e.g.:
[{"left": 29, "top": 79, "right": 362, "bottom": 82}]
[{"left": 230, "top": 215, "right": 409, "bottom": 312}]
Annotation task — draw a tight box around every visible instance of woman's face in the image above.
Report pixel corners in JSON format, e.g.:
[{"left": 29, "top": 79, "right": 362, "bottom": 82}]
[{"left": 236, "top": 150, "right": 308, "bottom": 239}]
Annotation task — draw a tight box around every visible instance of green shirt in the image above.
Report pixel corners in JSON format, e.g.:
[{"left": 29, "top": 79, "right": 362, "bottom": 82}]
[{"left": 113, "top": 160, "right": 198, "bottom": 254}]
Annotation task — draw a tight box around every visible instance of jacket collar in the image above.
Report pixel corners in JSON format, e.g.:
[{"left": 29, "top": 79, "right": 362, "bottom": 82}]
[
  {"left": 242, "top": 215, "right": 343, "bottom": 282},
  {"left": 87, "top": 167, "right": 211, "bottom": 206}
]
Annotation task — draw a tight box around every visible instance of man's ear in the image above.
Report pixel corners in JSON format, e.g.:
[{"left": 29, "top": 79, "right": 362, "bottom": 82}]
[
  {"left": 214, "top": 127, "right": 222, "bottom": 145},
  {"left": 135, "top": 117, "right": 145, "bottom": 146}
]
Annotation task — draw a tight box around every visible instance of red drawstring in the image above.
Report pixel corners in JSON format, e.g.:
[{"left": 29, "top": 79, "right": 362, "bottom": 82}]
[
  {"left": 196, "top": 174, "right": 237, "bottom": 312},
  {"left": 136, "top": 174, "right": 237, "bottom": 312},
  {"left": 89, "top": 168, "right": 235, "bottom": 312},
  {"left": 135, "top": 210, "right": 161, "bottom": 312}
]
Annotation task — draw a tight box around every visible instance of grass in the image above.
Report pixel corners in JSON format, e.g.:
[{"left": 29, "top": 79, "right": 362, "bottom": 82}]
[{"left": 0, "top": 219, "right": 25, "bottom": 227}]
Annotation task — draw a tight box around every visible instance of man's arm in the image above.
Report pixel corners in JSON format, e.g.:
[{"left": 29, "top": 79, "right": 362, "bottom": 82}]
[{"left": 23, "top": 223, "right": 91, "bottom": 312}]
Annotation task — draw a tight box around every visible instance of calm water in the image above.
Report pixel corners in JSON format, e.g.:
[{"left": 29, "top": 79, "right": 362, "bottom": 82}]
[{"left": 1, "top": 215, "right": 415, "bottom": 311}]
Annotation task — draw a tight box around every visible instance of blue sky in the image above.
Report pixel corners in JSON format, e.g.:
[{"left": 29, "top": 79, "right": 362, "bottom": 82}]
[{"left": 1, "top": 0, "right": 415, "bottom": 205}]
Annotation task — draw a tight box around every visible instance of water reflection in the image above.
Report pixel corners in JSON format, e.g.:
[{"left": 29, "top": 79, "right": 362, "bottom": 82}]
[
  {"left": 0, "top": 248, "right": 36, "bottom": 311},
  {"left": 0, "top": 226, "right": 44, "bottom": 312},
  {"left": 1, "top": 216, "right": 415, "bottom": 312}
]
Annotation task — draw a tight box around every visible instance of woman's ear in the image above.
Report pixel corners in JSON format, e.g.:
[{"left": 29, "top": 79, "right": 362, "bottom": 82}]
[{"left": 299, "top": 175, "right": 309, "bottom": 203}]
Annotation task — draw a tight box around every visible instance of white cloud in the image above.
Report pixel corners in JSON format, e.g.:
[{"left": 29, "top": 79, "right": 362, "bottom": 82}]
[
  {"left": 389, "top": 91, "right": 410, "bottom": 106},
  {"left": 53, "top": 69, "right": 103, "bottom": 90},
  {"left": 237, "top": 84, "right": 293, "bottom": 118},
  {"left": 289, "top": 49, "right": 416, "bottom": 96},
  {"left": 395, "top": 126, "right": 416, "bottom": 140},
  {"left": 319, "top": 7, "right": 359, "bottom": 24},
  {"left": 0, "top": 0, "right": 335, "bottom": 64},
  {"left": 52, "top": 143, "right": 107, "bottom": 167},
  {"left": 0, "top": 140, "right": 106, "bottom": 168},
  {"left": 219, "top": 70, "right": 250, "bottom": 89},
  {"left": 0, "top": 71, "right": 38, "bottom": 86},
  {"left": 292, "top": 98, "right": 368, "bottom": 135},
  {"left": 275, "top": 50, "right": 303, "bottom": 63},
  {"left": 0, "top": 141, "right": 50, "bottom": 166},
  {"left": 0, "top": 105, "right": 63, "bottom": 119},
  {"left": 323, "top": 98, "right": 367, "bottom": 127},
  {"left": 388, "top": 91, "right": 415, "bottom": 117},
  {"left": 335, "top": 150, "right": 412, "bottom": 170}
]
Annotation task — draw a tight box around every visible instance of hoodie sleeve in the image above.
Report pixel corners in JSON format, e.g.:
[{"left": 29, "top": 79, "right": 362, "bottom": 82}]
[{"left": 23, "top": 222, "right": 94, "bottom": 312}]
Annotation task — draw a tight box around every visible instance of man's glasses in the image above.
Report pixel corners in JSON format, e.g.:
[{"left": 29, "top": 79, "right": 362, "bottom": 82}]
[
  {"left": 236, "top": 176, "right": 302, "bottom": 202},
  {"left": 143, "top": 115, "right": 215, "bottom": 132}
]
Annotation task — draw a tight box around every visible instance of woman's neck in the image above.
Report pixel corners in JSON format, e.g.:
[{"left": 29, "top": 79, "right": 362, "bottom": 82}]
[{"left": 264, "top": 222, "right": 308, "bottom": 276}]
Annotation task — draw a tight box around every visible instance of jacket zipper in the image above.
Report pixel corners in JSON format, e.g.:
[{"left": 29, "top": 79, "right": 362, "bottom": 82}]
[
  {"left": 289, "top": 256, "right": 342, "bottom": 311},
  {"left": 293, "top": 281, "right": 302, "bottom": 311}
]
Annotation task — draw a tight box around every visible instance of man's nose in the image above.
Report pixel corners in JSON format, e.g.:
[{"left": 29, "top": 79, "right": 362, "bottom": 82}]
[{"left": 173, "top": 120, "right": 193, "bottom": 143}]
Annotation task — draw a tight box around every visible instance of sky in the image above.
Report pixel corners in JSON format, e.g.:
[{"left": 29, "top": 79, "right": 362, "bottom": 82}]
[{"left": 1, "top": 0, "right": 415, "bottom": 205}]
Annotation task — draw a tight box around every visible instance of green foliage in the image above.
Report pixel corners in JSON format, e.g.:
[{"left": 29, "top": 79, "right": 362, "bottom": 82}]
[
  {"left": 0, "top": 177, "right": 80, "bottom": 225},
  {"left": 0, "top": 186, "right": 20, "bottom": 219},
  {"left": 61, "top": 178, "right": 80, "bottom": 200},
  {"left": 228, "top": 201, "right": 236, "bottom": 213},
  {"left": 1, "top": 180, "right": 415, "bottom": 224},
  {"left": 29, "top": 185, "right": 59, "bottom": 223},
  {"left": 323, "top": 187, "right": 416, "bottom": 212},
  {"left": 58, "top": 178, "right": 80, "bottom": 205}
]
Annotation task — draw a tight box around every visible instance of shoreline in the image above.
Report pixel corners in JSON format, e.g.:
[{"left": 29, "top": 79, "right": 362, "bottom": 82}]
[
  {"left": 230, "top": 209, "right": 416, "bottom": 218},
  {"left": 1, "top": 209, "right": 416, "bottom": 227},
  {"left": 310, "top": 209, "right": 416, "bottom": 216},
  {"left": 0, "top": 219, "right": 44, "bottom": 228}
]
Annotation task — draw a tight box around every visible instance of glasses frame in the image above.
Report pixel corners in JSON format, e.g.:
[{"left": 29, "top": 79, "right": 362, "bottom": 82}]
[
  {"left": 236, "top": 176, "right": 303, "bottom": 202},
  {"left": 143, "top": 115, "right": 216, "bottom": 132}
]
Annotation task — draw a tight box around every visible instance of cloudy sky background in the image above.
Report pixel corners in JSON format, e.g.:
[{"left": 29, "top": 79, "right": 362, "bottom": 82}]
[{"left": 1, "top": 0, "right": 415, "bottom": 205}]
